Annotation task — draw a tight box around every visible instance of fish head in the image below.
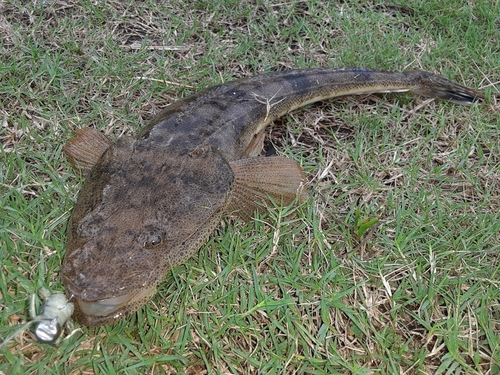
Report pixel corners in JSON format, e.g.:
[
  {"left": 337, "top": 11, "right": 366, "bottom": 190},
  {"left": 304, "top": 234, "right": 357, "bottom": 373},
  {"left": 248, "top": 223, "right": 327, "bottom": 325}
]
[{"left": 62, "top": 138, "right": 234, "bottom": 326}]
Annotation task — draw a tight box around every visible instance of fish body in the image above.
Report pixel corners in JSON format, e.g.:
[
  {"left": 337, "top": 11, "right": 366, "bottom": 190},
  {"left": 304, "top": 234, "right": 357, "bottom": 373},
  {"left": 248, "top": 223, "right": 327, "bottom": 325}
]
[{"left": 61, "top": 68, "right": 483, "bottom": 326}]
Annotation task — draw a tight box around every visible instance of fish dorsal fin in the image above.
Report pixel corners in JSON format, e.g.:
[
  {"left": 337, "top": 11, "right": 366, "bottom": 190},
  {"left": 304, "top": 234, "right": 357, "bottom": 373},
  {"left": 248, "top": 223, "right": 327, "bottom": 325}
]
[
  {"left": 229, "top": 156, "right": 307, "bottom": 221},
  {"left": 63, "top": 128, "right": 114, "bottom": 174}
]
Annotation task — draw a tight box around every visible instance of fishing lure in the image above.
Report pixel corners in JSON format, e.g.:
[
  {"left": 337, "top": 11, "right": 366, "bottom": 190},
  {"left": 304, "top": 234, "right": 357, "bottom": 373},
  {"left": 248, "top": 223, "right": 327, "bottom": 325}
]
[
  {"left": 0, "top": 288, "right": 74, "bottom": 348},
  {"left": 32, "top": 289, "right": 74, "bottom": 344}
]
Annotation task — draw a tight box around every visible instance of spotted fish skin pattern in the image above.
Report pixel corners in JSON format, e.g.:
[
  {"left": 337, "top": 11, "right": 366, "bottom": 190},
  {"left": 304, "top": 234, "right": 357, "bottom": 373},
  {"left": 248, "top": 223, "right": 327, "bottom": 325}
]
[
  {"left": 61, "top": 68, "right": 483, "bottom": 327},
  {"left": 137, "top": 68, "right": 482, "bottom": 161}
]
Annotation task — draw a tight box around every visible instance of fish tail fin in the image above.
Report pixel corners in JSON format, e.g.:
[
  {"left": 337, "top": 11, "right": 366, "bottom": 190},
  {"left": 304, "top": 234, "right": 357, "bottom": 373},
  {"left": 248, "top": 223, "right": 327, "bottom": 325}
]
[{"left": 411, "top": 71, "right": 484, "bottom": 105}]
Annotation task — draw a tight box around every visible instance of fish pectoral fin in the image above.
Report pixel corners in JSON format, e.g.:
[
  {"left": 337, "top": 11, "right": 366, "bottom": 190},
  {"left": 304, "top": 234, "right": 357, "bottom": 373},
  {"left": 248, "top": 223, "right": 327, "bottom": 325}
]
[
  {"left": 229, "top": 156, "right": 307, "bottom": 221},
  {"left": 63, "top": 128, "right": 113, "bottom": 173}
]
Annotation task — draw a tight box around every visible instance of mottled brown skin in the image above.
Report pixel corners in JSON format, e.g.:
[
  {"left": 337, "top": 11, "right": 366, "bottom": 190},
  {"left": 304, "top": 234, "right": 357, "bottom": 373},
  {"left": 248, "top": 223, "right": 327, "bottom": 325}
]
[{"left": 61, "top": 68, "right": 483, "bottom": 326}]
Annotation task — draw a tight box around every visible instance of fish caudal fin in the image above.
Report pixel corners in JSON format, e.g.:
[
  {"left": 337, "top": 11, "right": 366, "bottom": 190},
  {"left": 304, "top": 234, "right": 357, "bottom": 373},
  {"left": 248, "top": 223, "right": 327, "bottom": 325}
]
[
  {"left": 411, "top": 71, "right": 485, "bottom": 105},
  {"left": 63, "top": 128, "right": 113, "bottom": 174},
  {"left": 229, "top": 157, "right": 307, "bottom": 221}
]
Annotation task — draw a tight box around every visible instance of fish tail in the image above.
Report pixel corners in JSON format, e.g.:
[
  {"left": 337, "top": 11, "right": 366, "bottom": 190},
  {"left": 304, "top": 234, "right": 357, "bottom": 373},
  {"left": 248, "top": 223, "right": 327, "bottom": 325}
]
[{"left": 409, "top": 70, "right": 484, "bottom": 105}]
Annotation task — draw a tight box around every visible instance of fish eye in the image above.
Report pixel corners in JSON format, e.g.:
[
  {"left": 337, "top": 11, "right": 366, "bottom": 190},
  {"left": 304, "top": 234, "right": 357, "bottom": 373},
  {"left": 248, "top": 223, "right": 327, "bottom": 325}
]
[
  {"left": 143, "top": 233, "right": 164, "bottom": 249},
  {"left": 139, "top": 227, "right": 166, "bottom": 249}
]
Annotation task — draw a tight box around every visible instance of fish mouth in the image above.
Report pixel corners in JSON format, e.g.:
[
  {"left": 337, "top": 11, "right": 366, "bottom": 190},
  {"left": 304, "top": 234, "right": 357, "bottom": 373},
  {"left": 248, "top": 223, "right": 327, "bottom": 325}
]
[{"left": 75, "top": 287, "right": 154, "bottom": 319}]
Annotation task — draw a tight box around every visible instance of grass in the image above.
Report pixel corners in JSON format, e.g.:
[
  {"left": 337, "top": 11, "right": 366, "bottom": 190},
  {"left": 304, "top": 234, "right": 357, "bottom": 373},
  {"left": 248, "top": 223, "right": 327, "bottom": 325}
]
[{"left": 0, "top": 0, "right": 499, "bottom": 373}]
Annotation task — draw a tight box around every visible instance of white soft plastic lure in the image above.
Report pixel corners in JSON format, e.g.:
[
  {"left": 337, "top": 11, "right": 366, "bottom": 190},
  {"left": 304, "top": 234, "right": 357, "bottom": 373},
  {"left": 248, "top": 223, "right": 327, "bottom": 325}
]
[{"left": 0, "top": 288, "right": 74, "bottom": 348}]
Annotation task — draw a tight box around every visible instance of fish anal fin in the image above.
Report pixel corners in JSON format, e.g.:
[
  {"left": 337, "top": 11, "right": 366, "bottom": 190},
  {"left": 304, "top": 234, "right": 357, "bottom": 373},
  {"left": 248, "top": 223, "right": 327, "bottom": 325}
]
[
  {"left": 229, "top": 156, "right": 307, "bottom": 221},
  {"left": 63, "top": 128, "right": 113, "bottom": 174},
  {"left": 243, "top": 128, "right": 266, "bottom": 158}
]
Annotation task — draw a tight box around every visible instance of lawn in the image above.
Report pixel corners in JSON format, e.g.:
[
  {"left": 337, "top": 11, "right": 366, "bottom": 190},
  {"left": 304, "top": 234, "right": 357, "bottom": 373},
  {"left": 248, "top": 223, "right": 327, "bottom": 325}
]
[{"left": 0, "top": 0, "right": 499, "bottom": 374}]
